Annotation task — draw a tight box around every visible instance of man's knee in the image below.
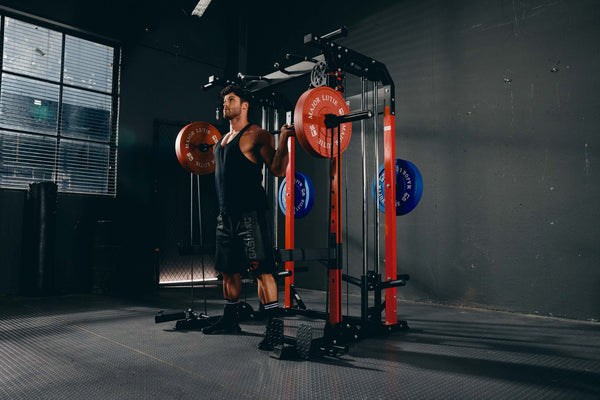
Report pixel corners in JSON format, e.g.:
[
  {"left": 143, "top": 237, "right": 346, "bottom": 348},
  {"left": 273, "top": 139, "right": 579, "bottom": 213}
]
[{"left": 257, "top": 273, "right": 275, "bottom": 285}]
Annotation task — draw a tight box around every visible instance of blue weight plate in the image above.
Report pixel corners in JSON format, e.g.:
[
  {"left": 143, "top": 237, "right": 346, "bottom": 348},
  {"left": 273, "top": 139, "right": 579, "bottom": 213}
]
[
  {"left": 278, "top": 172, "right": 315, "bottom": 218},
  {"left": 371, "top": 159, "right": 423, "bottom": 215}
]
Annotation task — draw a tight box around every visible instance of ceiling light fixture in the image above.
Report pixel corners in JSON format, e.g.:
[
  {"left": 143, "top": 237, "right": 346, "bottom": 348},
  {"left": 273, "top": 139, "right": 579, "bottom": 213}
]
[{"left": 191, "top": 0, "right": 212, "bottom": 17}]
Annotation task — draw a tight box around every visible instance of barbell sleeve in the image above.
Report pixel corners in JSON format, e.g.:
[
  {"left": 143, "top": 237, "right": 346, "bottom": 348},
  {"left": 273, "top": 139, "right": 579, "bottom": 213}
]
[{"left": 324, "top": 109, "right": 372, "bottom": 128}]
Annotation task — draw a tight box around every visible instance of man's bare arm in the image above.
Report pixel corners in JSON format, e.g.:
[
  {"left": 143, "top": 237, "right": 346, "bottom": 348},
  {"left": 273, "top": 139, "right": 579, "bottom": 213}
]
[{"left": 260, "top": 125, "right": 295, "bottom": 177}]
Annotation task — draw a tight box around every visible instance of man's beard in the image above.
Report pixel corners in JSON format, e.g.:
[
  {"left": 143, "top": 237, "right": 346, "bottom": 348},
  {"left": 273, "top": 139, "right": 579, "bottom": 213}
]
[{"left": 223, "top": 109, "right": 238, "bottom": 120}]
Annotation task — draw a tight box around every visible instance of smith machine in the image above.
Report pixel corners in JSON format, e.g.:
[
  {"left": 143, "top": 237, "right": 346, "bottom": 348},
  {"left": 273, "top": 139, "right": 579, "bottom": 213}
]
[{"left": 157, "top": 27, "right": 413, "bottom": 359}]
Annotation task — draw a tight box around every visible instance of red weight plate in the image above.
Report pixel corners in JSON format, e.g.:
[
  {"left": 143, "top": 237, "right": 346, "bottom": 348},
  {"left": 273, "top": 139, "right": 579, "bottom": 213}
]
[
  {"left": 293, "top": 87, "right": 352, "bottom": 158},
  {"left": 175, "top": 121, "right": 222, "bottom": 175}
]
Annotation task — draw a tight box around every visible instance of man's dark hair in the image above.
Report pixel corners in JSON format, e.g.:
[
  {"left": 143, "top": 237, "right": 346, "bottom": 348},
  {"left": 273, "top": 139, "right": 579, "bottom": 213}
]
[{"left": 220, "top": 84, "right": 252, "bottom": 107}]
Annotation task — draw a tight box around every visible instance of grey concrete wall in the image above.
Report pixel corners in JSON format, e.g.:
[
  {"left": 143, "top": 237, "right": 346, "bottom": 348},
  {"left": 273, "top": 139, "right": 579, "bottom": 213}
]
[{"left": 342, "top": 0, "right": 600, "bottom": 321}]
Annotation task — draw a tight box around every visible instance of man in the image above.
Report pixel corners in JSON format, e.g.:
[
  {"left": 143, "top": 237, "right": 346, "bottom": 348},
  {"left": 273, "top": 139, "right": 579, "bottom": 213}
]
[{"left": 203, "top": 84, "right": 294, "bottom": 350}]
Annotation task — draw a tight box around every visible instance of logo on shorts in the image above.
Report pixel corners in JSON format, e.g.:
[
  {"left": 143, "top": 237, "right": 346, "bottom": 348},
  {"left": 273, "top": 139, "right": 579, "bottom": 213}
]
[
  {"left": 249, "top": 261, "right": 259, "bottom": 271},
  {"left": 246, "top": 238, "right": 257, "bottom": 260}
]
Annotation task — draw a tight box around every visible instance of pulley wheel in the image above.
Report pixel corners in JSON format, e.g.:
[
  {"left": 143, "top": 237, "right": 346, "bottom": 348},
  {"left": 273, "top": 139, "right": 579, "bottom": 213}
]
[{"left": 310, "top": 60, "right": 328, "bottom": 88}]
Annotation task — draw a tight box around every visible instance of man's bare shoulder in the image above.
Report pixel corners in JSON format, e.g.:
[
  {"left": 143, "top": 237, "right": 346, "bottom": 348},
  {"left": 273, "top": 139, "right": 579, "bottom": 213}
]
[
  {"left": 245, "top": 124, "right": 269, "bottom": 134},
  {"left": 244, "top": 124, "right": 271, "bottom": 142}
]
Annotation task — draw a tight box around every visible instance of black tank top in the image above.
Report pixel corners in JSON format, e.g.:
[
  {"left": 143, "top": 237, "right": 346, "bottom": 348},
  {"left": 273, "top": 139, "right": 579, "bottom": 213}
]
[{"left": 214, "top": 124, "right": 267, "bottom": 214}]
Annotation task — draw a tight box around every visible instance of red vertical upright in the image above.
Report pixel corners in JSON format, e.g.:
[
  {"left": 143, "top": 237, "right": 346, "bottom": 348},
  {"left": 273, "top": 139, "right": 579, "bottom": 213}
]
[
  {"left": 383, "top": 106, "right": 397, "bottom": 325},
  {"left": 284, "top": 136, "right": 295, "bottom": 308},
  {"left": 328, "top": 128, "right": 343, "bottom": 326}
]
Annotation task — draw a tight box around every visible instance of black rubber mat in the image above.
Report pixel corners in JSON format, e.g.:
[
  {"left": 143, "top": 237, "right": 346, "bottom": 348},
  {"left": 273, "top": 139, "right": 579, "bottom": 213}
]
[{"left": 1, "top": 289, "right": 599, "bottom": 399}]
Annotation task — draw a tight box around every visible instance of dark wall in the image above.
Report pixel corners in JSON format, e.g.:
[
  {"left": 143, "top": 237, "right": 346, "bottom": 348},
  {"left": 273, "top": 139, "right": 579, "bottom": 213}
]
[
  {"left": 244, "top": 0, "right": 600, "bottom": 321},
  {"left": 0, "top": 190, "right": 25, "bottom": 294},
  {"left": 0, "top": 0, "right": 230, "bottom": 295}
]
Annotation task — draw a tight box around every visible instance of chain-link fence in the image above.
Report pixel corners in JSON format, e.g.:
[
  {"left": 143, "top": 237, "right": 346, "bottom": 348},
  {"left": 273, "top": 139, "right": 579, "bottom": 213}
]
[{"left": 153, "top": 120, "right": 218, "bottom": 285}]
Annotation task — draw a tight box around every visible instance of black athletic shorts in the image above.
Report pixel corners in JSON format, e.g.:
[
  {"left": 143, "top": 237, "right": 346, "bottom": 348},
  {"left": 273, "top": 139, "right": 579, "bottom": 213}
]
[{"left": 215, "top": 210, "right": 276, "bottom": 276}]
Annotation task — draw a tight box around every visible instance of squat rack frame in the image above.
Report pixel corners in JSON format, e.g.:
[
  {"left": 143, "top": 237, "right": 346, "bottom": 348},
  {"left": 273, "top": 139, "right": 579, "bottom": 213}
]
[{"left": 293, "top": 29, "right": 408, "bottom": 334}]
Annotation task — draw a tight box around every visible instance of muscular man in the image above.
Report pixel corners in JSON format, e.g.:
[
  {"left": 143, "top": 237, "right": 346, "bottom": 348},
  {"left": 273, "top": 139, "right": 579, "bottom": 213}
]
[{"left": 203, "top": 84, "right": 294, "bottom": 348}]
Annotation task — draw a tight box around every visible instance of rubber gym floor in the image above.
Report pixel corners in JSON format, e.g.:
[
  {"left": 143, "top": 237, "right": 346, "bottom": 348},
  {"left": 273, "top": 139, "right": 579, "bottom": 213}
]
[{"left": 1, "top": 286, "right": 599, "bottom": 400}]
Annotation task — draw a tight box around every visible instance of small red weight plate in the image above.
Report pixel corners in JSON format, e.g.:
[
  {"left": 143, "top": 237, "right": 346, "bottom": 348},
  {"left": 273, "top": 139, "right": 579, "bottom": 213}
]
[{"left": 174, "top": 122, "right": 222, "bottom": 175}]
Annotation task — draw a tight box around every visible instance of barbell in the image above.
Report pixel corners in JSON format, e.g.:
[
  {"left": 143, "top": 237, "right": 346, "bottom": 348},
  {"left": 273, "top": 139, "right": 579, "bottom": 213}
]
[
  {"left": 173, "top": 88, "right": 421, "bottom": 216},
  {"left": 174, "top": 87, "right": 353, "bottom": 175}
]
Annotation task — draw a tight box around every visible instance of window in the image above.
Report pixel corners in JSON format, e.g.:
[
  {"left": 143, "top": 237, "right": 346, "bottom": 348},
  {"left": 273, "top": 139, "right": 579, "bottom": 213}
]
[{"left": 0, "top": 12, "right": 120, "bottom": 196}]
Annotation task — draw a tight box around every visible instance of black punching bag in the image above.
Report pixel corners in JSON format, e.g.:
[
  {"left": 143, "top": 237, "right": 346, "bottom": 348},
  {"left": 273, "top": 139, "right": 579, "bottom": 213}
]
[{"left": 21, "top": 182, "right": 57, "bottom": 296}]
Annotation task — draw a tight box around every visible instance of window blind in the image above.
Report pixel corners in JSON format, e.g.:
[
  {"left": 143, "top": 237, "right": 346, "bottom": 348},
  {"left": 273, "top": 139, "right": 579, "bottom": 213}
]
[{"left": 0, "top": 14, "right": 120, "bottom": 196}]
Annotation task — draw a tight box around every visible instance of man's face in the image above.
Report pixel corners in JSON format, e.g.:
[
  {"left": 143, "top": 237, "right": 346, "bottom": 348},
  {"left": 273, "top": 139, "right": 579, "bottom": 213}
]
[{"left": 222, "top": 93, "right": 246, "bottom": 120}]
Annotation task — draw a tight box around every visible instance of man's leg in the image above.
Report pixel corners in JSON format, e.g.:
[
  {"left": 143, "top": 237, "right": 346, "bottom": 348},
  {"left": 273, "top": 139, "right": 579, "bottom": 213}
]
[
  {"left": 257, "top": 273, "right": 277, "bottom": 304},
  {"left": 257, "top": 273, "right": 280, "bottom": 350},
  {"left": 258, "top": 272, "right": 278, "bottom": 319},
  {"left": 223, "top": 272, "right": 242, "bottom": 300},
  {"left": 203, "top": 272, "right": 243, "bottom": 334},
  {"left": 248, "top": 211, "right": 278, "bottom": 318}
]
